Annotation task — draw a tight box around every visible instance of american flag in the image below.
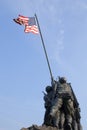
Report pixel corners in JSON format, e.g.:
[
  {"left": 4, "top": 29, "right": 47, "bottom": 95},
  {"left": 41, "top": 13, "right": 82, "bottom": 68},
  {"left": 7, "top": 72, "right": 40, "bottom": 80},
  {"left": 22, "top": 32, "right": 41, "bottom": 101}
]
[
  {"left": 24, "top": 17, "right": 39, "bottom": 34},
  {"left": 13, "top": 15, "right": 39, "bottom": 34}
]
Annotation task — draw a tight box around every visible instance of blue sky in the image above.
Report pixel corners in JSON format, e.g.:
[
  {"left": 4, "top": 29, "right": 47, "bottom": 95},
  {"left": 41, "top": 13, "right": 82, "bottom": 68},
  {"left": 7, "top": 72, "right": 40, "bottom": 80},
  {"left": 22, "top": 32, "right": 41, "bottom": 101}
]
[{"left": 0, "top": 0, "right": 87, "bottom": 130}]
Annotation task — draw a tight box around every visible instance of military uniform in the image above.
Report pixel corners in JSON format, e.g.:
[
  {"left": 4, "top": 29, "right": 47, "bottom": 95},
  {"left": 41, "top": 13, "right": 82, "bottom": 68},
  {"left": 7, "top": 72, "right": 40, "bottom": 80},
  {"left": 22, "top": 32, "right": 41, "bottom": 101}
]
[
  {"left": 49, "top": 77, "right": 74, "bottom": 130},
  {"left": 43, "top": 86, "right": 54, "bottom": 126}
]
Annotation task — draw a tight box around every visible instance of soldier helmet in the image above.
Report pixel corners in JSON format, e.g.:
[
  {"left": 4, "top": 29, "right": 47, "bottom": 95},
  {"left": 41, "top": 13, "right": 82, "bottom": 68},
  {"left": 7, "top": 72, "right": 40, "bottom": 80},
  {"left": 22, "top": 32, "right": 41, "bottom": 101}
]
[
  {"left": 45, "top": 86, "right": 52, "bottom": 92},
  {"left": 59, "top": 77, "right": 67, "bottom": 83}
]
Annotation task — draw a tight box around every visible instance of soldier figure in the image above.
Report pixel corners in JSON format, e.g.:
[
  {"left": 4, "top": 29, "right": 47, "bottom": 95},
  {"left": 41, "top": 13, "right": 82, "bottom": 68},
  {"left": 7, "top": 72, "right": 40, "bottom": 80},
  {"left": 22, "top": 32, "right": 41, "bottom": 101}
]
[
  {"left": 43, "top": 77, "right": 82, "bottom": 130},
  {"left": 49, "top": 77, "right": 75, "bottom": 130},
  {"left": 43, "top": 80, "right": 58, "bottom": 126},
  {"left": 43, "top": 86, "right": 53, "bottom": 126}
]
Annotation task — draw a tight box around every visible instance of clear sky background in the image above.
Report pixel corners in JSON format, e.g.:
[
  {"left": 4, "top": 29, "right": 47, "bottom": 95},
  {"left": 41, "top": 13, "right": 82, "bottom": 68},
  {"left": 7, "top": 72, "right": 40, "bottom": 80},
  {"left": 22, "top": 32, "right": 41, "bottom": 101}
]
[{"left": 0, "top": 0, "right": 87, "bottom": 130}]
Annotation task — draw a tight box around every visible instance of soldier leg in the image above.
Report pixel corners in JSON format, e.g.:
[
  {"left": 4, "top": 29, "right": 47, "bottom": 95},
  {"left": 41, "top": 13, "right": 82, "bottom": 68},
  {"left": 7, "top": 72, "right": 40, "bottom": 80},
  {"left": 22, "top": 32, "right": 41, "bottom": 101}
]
[
  {"left": 43, "top": 108, "right": 52, "bottom": 126},
  {"left": 43, "top": 109, "right": 48, "bottom": 125},
  {"left": 59, "top": 112, "right": 65, "bottom": 130},
  {"left": 72, "top": 119, "right": 78, "bottom": 130},
  {"left": 77, "top": 120, "right": 82, "bottom": 130},
  {"left": 66, "top": 114, "right": 72, "bottom": 130},
  {"left": 65, "top": 99, "right": 75, "bottom": 130},
  {"left": 52, "top": 111, "right": 61, "bottom": 128},
  {"left": 49, "top": 98, "right": 63, "bottom": 127},
  {"left": 71, "top": 119, "right": 82, "bottom": 130}
]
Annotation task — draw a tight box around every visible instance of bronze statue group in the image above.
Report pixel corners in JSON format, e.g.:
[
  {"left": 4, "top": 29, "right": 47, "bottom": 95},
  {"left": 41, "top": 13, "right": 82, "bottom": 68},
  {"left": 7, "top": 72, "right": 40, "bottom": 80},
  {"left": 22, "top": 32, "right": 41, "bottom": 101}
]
[{"left": 43, "top": 77, "right": 82, "bottom": 130}]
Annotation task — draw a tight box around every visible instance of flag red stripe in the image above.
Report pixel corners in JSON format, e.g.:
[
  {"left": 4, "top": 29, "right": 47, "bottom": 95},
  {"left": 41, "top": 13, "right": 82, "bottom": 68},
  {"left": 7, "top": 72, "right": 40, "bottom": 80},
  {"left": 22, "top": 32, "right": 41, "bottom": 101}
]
[
  {"left": 25, "top": 28, "right": 39, "bottom": 34},
  {"left": 18, "top": 15, "right": 29, "bottom": 26},
  {"left": 19, "top": 15, "right": 29, "bottom": 21},
  {"left": 24, "top": 25, "right": 39, "bottom": 34}
]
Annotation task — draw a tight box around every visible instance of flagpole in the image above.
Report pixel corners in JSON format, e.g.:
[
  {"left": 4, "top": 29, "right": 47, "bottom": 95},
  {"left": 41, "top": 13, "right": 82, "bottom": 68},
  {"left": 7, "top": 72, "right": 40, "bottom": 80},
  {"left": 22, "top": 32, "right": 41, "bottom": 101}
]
[{"left": 35, "top": 14, "right": 54, "bottom": 82}]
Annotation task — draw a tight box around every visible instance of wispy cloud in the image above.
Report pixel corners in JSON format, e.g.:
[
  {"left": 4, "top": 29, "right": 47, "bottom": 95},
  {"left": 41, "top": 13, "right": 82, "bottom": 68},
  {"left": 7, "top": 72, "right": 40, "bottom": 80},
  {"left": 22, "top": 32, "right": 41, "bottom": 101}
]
[
  {"left": 51, "top": 29, "right": 64, "bottom": 64},
  {"left": 76, "top": 0, "right": 87, "bottom": 10}
]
